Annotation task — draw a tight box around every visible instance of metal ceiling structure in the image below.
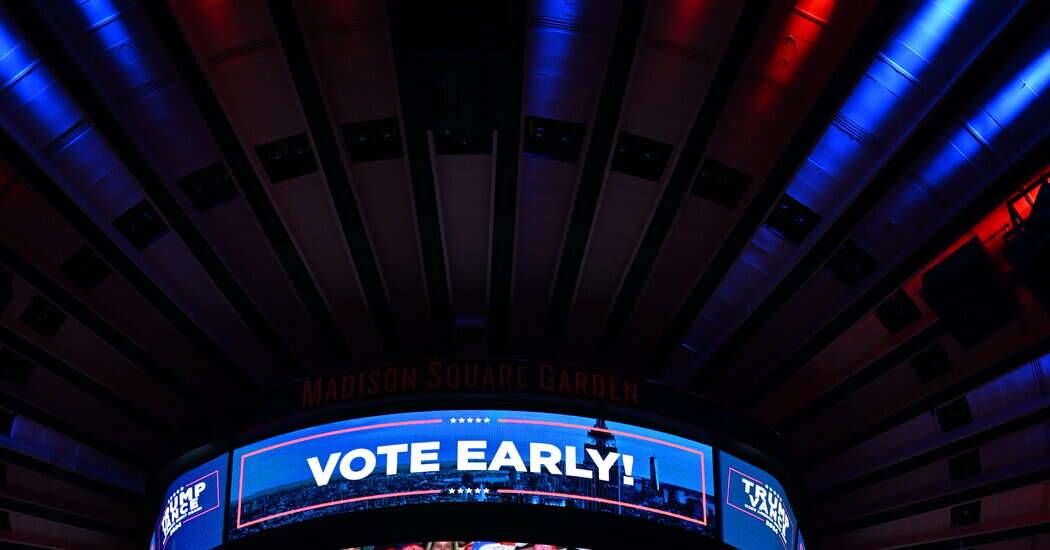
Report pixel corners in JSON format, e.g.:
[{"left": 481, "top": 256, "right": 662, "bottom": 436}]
[{"left": 0, "top": 0, "right": 1049, "bottom": 548}]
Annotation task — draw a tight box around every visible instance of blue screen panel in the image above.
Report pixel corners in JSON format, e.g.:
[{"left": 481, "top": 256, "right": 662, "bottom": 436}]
[
  {"left": 228, "top": 410, "right": 717, "bottom": 540},
  {"left": 721, "top": 451, "right": 797, "bottom": 550},
  {"left": 154, "top": 454, "right": 227, "bottom": 550}
]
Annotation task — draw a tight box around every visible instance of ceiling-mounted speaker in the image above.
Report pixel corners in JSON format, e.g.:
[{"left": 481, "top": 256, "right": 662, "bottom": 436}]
[
  {"left": 764, "top": 194, "right": 821, "bottom": 244},
  {"left": 523, "top": 116, "right": 585, "bottom": 162},
  {"left": 921, "top": 238, "right": 1016, "bottom": 348},
  {"left": 874, "top": 289, "right": 922, "bottom": 334},
  {"left": 935, "top": 397, "right": 974, "bottom": 432},
  {"left": 610, "top": 132, "right": 673, "bottom": 182},
  {"left": 178, "top": 162, "right": 238, "bottom": 213},
  {"left": 342, "top": 119, "right": 403, "bottom": 162},
  {"left": 19, "top": 295, "right": 68, "bottom": 339},
  {"left": 826, "top": 239, "right": 877, "bottom": 285},
  {"left": 61, "top": 246, "right": 110, "bottom": 291},
  {"left": 113, "top": 200, "right": 169, "bottom": 250},
  {"left": 693, "top": 158, "right": 752, "bottom": 209},
  {"left": 433, "top": 128, "right": 492, "bottom": 155},
  {"left": 256, "top": 133, "right": 318, "bottom": 183}
]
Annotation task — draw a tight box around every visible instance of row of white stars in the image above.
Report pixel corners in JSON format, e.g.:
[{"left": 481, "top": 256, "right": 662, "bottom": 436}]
[
  {"left": 449, "top": 417, "right": 490, "bottom": 423},
  {"left": 447, "top": 486, "right": 490, "bottom": 494}
]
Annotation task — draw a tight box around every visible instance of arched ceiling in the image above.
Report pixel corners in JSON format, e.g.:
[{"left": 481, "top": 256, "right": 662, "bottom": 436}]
[{"left": 0, "top": 1, "right": 1049, "bottom": 549}]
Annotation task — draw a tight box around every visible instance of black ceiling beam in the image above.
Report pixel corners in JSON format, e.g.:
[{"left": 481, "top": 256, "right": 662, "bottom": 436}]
[
  {"left": 385, "top": 2, "right": 466, "bottom": 356},
  {"left": 486, "top": 3, "right": 527, "bottom": 356},
  {"left": 596, "top": 0, "right": 772, "bottom": 361},
  {"left": 0, "top": 127, "right": 255, "bottom": 395},
  {"left": 777, "top": 321, "right": 947, "bottom": 432},
  {"left": 0, "top": 325, "right": 169, "bottom": 433},
  {"left": 810, "top": 314, "right": 1050, "bottom": 464},
  {"left": 701, "top": 1, "right": 1048, "bottom": 395},
  {"left": 0, "top": 392, "right": 145, "bottom": 468},
  {"left": 141, "top": 0, "right": 356, "bottom": 369},
  {"left": 0, "top": 446, "right": 142, "bottom": 501},
  {"left": 889, "top": 521, "right": 1050, "bottom": 550},
  {"left": 820, "top": 461, "right": 1050, "bottom": 535},
  {"left": 0, "top": 495, "right": 135, "bottom": 539},
  {"left": 658, "top": 0, "right": 909, "bottom": 375},
  {"left": 264, "top": 0, "right": 399, "bottom": 357},
  {"left": 0, "top": 245, "right": 200, "bottom": 406},
  {"left": 542, "top": 0, "right": 648, "bottom": 358},
  {"left": 8, "top": 4, "right": 302, "bottom": 377},
  {"left": 814, "top": 399, "right": 1050, "bottom": 501}
]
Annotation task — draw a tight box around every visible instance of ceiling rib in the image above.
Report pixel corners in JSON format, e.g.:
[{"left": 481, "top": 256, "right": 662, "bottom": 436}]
[
  {"left": 0, "top": 392, "right": 145, "bottom": 468},
  {"left": 597, "top": 0, "right": 773, "bottom": 362},
  {"left": 0, "top": 325, "right": 167, "bottom": 432},
  {"left": 384, "top": 1, "right": 464, "bottom": 355},
  {"left": 820, "top": 459, "right": 1050, "bottom": 535},
  {"left": 7, "top": 3, "right": 302, "bottom": 377},
  {"left": 542, "top": 0, "right": 649, "bottom": 358},
  {"left": 811, "top": 318, "right": 1050, "bottom": 464},
  {"left": 0, "top": 495, "right": 134, "bottom": 539},
  {"left": 890, "top": 520, "right": 1050, "bottom": 550},
  {"left": 0, "top": 244, "right": 198, "bottom": 405},
  {"left": 656, "top": 0, "right": 911, "bottom": 375},
  {"left": 706, "top": 0, "right": 1050, "bottom": 400},
  {"left": 142, "top": 0, "right": 358, "bottom": 369},
  {"left": 486, "top": 2, "right": 527, "bottom": 357},
  {"left": 763, "top": 124, "right": 1050, "bottom": 412},
  {"left": 778, "top": 321, "right": 947, "bottom": 431},
  {"left": 816, "top": 397, "right": 1050, "bottom": 500},
  {"left": 0, "top": 446, "right": 140, "bottom": 501}
]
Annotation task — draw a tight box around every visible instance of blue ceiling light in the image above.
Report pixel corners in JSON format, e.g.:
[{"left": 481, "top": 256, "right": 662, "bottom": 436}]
[
  {"left": 0, "top": 4, "right": 144, "bottom": 225},
  {"left": 858, "top": 22, "right": 1050, "bottom": 254},
  {"left": 675, "top": 0, "right": 1025, "bottom": 370}
]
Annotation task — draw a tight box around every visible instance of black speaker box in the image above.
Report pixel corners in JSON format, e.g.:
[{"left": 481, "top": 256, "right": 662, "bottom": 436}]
[{"left": 920, "top": 238, "right": 1016, "bottom": 348}]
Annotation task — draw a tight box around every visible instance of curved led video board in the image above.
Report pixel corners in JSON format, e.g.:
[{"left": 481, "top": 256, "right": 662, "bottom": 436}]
[
  {"left": 152, "top": 454, "right": 226, "bottom": 550},
  {"left": 150, "top": 408, "right": 807, "bottom": 549},
  {"left": 721, "top": 452, "right": 797, "bottom": 550},
  {"left": 229, "top": 410, "right": 716, "bottom": 540}
]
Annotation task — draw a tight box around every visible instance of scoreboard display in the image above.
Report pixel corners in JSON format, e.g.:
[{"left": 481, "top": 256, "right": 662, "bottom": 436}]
[{"left": 150, "top": 409, "right": 805, "bottom": 550}]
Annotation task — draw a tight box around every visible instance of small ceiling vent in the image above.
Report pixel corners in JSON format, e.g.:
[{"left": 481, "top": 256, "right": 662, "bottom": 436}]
[
  {"left": 765, "top": 194, "right": 821, "bottom": 244},
  {"left": 610, "top": 132, "right": 673, "bottom": 181},
  {"left": 256, "top": 133, "right": 318, "bottom": 182},
  {"left": 827, "top": 239, "right": 877, "bottom": 285},
  {"left": 19, "top": 295, "right": 68, "bottom": 339},
  {"left": 61, "top": 246, "right": 111, "bottom": 291},
  {"left": 178, "top": 162, "right": 238, "bottom": 213},
  {"left": 523, "top": 116, "right": 585, "bottom": 162},
  {"left": 693, "top": 158, "right": 752, "bottom": 209},
  {"left": 113, "top": 200, "right": 168, "bottom": 250},
  {"left": 342, "top": 118, "right": 403, "bottom": 162}
]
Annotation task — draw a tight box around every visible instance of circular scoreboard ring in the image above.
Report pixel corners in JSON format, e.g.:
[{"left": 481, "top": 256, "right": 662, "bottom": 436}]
[{"left": 148, "top": 360, "right": 807, "bottom": 550}]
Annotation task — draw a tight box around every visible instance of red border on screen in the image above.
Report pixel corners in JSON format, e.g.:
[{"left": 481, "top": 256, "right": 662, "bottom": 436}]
[
  {"left": 236, "top": 419, "right": 444, "bottom": 528},
  {"left": 161, "top": 470, "right": 221, "bottom": 549},
  {"left": 234, "top": 414, "right": 710, "bottom": 530},
  {"left": 725, "top": 467, "right": 789, "bottom": 550}
]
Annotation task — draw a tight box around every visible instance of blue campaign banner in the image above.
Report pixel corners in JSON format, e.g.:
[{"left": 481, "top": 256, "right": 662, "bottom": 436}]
[
  {"left": 228, "top": 410, "right": 717, "bottom": 540},
  {"left": 154, "top": 454, "right": 226, "bottom": 550},
  {"left": 721, "top": 451, "right": 797, "bottom": 550}
]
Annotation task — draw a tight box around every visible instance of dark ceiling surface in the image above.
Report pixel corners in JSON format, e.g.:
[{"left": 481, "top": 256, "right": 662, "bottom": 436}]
[{"left": 0, "top": 0, "right": 1049, "bottom": 548}]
